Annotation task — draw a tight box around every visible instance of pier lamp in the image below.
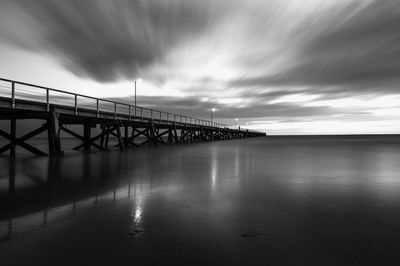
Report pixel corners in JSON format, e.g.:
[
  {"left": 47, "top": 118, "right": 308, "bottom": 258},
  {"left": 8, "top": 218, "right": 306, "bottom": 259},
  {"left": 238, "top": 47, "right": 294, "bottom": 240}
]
[
  {"left": 134, "top": 78, "right": 142, "bottom": 106},
  {"left": 211, "top": 108, "right": 216, "bottom": 123}
]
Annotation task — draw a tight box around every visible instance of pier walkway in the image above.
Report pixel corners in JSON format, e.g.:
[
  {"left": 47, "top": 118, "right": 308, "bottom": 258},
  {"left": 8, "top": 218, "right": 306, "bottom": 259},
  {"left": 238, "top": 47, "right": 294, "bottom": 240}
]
[{"left": 0, "top": 78, "right": 265, "bottom": 156}]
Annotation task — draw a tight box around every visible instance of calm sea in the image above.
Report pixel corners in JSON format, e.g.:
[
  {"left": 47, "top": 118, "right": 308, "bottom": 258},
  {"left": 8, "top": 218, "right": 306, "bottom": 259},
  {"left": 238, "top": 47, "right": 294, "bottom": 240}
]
[{"left": 0, "top": 135, "right": 400, "bottom": 265}]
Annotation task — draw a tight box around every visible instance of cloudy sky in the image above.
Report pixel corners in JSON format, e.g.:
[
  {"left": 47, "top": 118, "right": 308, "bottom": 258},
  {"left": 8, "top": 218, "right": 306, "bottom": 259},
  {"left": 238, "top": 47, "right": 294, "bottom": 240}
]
[{"left": 0, "top": 0, "right": 399, "bottom": 134}]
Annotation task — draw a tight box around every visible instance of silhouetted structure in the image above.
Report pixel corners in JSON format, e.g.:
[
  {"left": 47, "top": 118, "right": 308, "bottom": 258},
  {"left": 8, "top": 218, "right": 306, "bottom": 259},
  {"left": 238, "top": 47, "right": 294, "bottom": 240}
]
[{"left": 0, "top": 78, "right": 265, "bottom": 157}]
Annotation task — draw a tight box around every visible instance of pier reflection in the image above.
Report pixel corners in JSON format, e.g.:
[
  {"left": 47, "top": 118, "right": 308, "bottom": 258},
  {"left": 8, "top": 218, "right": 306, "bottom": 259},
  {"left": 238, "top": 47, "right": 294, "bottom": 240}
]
[{"left": 0, "top": 151, "right": 155, "bottom": 242}]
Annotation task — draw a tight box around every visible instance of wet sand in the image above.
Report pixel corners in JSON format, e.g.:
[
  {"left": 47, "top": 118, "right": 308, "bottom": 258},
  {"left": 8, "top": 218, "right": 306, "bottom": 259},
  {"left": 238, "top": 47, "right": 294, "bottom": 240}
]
[{"left": 1, "top": 136, "right": 400, "bottom": 265}]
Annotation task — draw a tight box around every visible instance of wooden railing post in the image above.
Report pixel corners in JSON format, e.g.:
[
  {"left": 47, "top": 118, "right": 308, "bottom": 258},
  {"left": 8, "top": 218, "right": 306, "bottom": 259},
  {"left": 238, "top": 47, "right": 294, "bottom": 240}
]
[
  {"left": 11, "top": 82, "right": 15, "bottom": 109},
  {"left": 96, "top": 99, "right": 99, "bottom": 118},
  {"left": 74, "top": 95, "right": 78, "bottom": 115},
  {"left": 46, "top": 89, "right": 50, "bottom": 112}
]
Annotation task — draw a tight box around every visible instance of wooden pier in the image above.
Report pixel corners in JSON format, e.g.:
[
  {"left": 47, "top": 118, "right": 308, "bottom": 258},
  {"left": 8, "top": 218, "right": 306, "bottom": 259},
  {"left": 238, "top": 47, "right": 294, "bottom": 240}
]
[{"left": 0, "top": 78, "right": 265, "bottom": 157}]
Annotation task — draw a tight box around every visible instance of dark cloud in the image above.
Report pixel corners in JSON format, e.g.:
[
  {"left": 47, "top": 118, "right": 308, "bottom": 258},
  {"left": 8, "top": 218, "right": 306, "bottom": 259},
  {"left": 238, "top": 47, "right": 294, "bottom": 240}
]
[
  {"left": 296, "top": 0, "right": 400, "bottom": 87},
  {"left": 0, "top": 0, "right": 216, "bottom": 82},
  {"left": 231, "top": 0, "right": 400, "bottom": 93}
]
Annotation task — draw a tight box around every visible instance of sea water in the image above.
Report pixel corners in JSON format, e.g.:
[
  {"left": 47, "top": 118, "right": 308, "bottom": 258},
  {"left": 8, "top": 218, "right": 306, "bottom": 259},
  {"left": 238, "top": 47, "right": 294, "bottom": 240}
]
[{"left": 0, "top": 136, "right": 400, "bottom": 265}]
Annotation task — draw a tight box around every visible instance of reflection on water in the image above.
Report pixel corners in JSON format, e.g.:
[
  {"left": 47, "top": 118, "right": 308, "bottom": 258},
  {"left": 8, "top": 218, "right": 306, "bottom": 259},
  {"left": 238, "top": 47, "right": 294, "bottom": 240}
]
[
  {"left": 210, "top": 147, "right": 218, "bottom": 189},
  {"left": 130, "top": 195, "right": 145, "bottom": 238},
  {"left": 0, "top": 150, "right": 151, "bottom": 242},
  {"left": 1, "top": 136, "right": 400, "bottom": 264}
]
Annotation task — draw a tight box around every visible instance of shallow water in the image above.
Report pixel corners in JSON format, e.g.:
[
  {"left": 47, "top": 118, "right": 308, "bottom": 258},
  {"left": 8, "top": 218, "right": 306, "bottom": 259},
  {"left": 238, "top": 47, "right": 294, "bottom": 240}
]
[{"left": 1, "top": 136, "right": 400, "bottom": 265}]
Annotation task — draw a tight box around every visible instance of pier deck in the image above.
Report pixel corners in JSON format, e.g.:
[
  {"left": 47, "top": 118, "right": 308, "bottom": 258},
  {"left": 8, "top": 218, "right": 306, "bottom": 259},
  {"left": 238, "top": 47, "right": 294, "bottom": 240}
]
[{"left": 0, "top": 78, "right": 265, "bottom": 156}]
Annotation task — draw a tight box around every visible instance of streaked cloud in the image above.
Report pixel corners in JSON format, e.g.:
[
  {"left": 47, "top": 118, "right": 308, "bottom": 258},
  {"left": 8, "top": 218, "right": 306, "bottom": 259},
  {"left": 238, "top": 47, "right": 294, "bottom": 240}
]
[
  {"left": 0, "top": 0, "right": 399, "bottom": 134},
  {"left": 0, "top": 0, "right": 218, "bottom": 82}
]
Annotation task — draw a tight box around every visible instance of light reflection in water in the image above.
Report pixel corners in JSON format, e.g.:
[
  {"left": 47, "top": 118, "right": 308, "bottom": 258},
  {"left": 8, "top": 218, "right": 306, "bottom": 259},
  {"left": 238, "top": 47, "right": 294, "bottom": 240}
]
[
  {"left": 129, "top": 192, "right": 145, "bottom": 238},
  {"left": 134, "top": 206, "right": 142, "bottom": 224},
  {"left": 210, "top": 147, "right": 218, "bottom": 189},
  {"left": 234, "top": 148, "right": 239, "bottom": 177}
]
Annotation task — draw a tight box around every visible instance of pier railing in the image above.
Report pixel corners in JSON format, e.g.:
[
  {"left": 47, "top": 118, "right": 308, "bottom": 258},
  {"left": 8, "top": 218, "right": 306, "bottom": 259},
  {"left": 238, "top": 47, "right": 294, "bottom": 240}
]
[{"left": 0, "top": 78, "right": 237, "bottom": 129}]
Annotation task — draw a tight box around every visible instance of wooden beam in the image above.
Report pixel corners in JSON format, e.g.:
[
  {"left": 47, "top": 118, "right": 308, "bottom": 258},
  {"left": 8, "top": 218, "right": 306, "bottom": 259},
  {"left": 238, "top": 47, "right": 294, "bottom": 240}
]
[
  {"left": 167, "top": 127, "right": 173, "bottom": 144},
  {"left": 146, "top": 128, "right": 151, "bottom": 148},
  {"left": 0, "top": 123, "right": 48, "bottom": 156},
  {"left": 149, "top": 122, "right": 157, "bottom": 146},
  {"left": 73, "top": 124, "right": 111, "bottom": 150},
  {"left": 116, "top": 125, "right": 123, "bottom": 149},
  {"left": 60, "top": 125, "right": 84, "bottom": 141},
  {"left": 10, "top": 119, "right": 16, "bottom": 158},
  {"left": 180, "top": 129, "right": 187, "bottom": 143},
  {"left": 73, "top": 128, "right": 106, "bottom": 150},
  {"left": 48, "top": 107, "right": 61, "bottom": 155},
  {"left": 130, "top": 128, "right": 147, "bottom": 141},
  {"left": 124, "top": 126, "right": 129, "bottom": 146},
  {"left": 83, "top": 124, "right": 91, "bottom": 151},
  {"left": 173, "top": 124, "right": 178, "bottom": 144},
  {"left": 61, "top": 125, "right": 102, "bottom": 151}
]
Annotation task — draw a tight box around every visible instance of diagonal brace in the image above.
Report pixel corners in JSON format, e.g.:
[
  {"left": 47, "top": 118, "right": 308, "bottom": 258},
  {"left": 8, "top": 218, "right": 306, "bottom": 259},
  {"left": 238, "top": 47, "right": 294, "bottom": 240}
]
[{"left": 0, "top": 124, "right": 48, "bottom": 156}]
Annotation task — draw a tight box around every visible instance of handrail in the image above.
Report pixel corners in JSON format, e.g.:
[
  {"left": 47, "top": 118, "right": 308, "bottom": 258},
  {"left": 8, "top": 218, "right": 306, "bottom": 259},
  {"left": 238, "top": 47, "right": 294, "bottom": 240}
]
[{"left": 0, "top": 77, "right": 261, "bottom": 133}]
